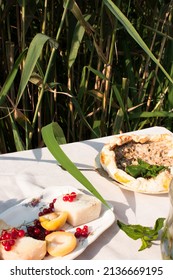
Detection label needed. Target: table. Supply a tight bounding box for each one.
[0,126,171,259]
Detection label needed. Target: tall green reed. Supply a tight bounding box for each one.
[1,0,173,154]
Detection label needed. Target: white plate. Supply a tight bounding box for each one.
[95,127,173,195]
[95,153,168,194]
[0,186,115,260]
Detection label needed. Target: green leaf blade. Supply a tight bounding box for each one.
[68,15,91,70]
[103,0,173,84]
[41,122,109,207]
[0,49,27,106]
[16,33,50,106]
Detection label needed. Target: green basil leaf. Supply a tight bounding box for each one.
[139,238,151,251]
[117,218,165,251]
[125,158,167,179]
[143,234,158,241]
[153,217,165,232]
[117,220,145,240]
[125,165,147,178]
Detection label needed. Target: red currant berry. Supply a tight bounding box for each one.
[43,208,49,214]
[68,196,74,202]
[63,195,69,201]
[34,228,41,235]
[49,202,54,209]
[74,232,81,238]
[2,241,8,246]
[71,192,77,198]
[4,232,11,240]
[83,225,88,231]
[4,243,11,251]
[1,230,7,239]
[81,231,88,238]
[74,225,89,239]
[9,239,15,246]
[18,229,25,238]
[38,211,43,216]
[10,228,18,239]
[52,198,57,204]
[81,228,88,234]
[34,219,41,226]
[76,227,82,233]
[44,230,51,236]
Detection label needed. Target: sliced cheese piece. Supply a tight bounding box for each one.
[0,236,46,260]
[54,193,102,227]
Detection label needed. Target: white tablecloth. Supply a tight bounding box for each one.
[0,126,171,259]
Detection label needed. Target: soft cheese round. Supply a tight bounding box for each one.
[54,193,101,226]
[0,236,46,260]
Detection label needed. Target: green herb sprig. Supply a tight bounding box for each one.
[117,218,165,251]
[125,159,167,179]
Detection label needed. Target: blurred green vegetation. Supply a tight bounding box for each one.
[1,0,173,153]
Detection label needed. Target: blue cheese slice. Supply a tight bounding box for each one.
[54,193,102,227]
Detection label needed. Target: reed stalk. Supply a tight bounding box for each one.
[1,0,173,153]
[29,0,71,145]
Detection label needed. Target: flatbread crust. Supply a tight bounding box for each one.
[99,133,173,193]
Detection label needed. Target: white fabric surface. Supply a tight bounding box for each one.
[0,126,171,259]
